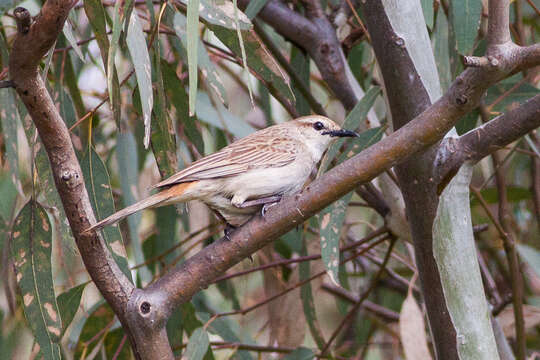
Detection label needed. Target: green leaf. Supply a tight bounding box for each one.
[233,0,254,104]
[116,131,152,283]
[57,283,87,335]
[0,34,21,188]
[84,0,121,126]
[455,108,479,135]
[473,185,531,204]
[486,76,540,113]
[282,347,315,360]
[162,61,205,154]
[318,126,384,286]
[187,0,200,116]
[0,0,18,16]
[197,311,253,360]
[11,200,62,359]
[450,0,481,54]
[433,7,451,91]
[80,147,132,282]
[207,22,294,105]
[104,328,131,359]
[106,0,132,130]
[516,244,540,278]
[244,0,269,19]
[20,112,78,267]
[172,11,228,107]
[185,327,210,360]
[291,46,310,116]
[63,20,85,62]
[151,48,179,179]
[0,171,16,221]
[196,91,256,138]
[421,0,434,29]
[299,225,326,349]
[177,0,252,30]
[127,11,153,148]
[0,85,20,190]
[74,302,115,358]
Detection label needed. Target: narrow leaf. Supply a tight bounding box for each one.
[196,91,255,138]
[177,0,252,30]
[80,147,132,281]
[244,0,270,19]
[319,86,381,174]
[299,227,326,349]
[57,283,87,335]
[0,86,21,191]
[63,20,85,62]
[83,0,121,126]
[197,311,253,360]
[11,200,62,359]
[151,48,178,178]
[318,126,384,286]
[185,327,210,360]
[127,12,153,148]
[420,0,434,30]
[162,61,205,153]
[207,23,294,104]
[450,0,481,54]
[74,302,115,358]
[172,11,228,107]
[116,131,152,283]
[233,0,254,105]
[187,0,200,116]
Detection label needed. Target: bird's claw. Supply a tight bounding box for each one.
[261,201,278,217]
[224,224,236,241]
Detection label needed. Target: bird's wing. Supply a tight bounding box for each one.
[153,129,299,188]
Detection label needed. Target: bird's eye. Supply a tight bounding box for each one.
[313,121,324,131]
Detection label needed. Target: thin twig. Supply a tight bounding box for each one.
[492,152,526,360]
[320,237,396,355]
[215,236,390,318]
[213,227,388,282]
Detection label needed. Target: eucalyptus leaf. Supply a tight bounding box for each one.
[11,200,62,359]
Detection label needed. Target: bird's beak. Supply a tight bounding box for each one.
[322,129,360,137]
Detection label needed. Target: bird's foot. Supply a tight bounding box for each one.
[261,201,279,217]
[235,195,282,209]
[224,223,237,241]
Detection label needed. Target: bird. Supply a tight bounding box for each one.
[84,115,358,235]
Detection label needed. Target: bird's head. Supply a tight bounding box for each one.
[292,116,359,160]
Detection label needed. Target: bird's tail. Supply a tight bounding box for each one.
[84,182,194,233]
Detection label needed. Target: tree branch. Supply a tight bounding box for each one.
[7,2,150,358]
[436,94,540,185]
[237,0,360,110]
[488,0,511,46]
[129,28,540,327]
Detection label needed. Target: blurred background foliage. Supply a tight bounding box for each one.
[0,0,539,359]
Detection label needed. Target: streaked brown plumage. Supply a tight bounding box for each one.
[85,115,358,233]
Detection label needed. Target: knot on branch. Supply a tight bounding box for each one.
[461,55,500,68]
[13,7,31,34]
[61,169,80,188]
